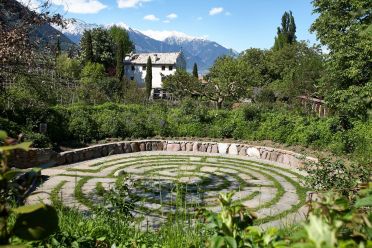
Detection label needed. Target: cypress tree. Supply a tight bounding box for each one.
[192,63,198,78]
[115,39,124,81]
[145,56,152,98]
[82,30,93,63]
[55,36,61,58]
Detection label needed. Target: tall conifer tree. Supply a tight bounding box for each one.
[145,56,152,98]
[192,63,198,78]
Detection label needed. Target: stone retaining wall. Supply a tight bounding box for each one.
[11,140,317,169]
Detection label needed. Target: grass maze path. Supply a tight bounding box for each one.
[27,151,309,229]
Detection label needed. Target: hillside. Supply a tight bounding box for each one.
[57,20,238,73]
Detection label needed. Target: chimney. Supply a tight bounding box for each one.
[153,54,158,62]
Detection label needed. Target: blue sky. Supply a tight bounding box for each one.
[27,0,320,52]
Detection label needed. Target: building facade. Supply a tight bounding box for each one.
[124,52,186,98]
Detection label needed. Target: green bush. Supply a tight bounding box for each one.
[0,118,20,137]
[68,106,97,142]
[23,132,52,148]
[255,88,276,103]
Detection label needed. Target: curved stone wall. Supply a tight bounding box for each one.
[56,140,317,168]
[10,140,317,169]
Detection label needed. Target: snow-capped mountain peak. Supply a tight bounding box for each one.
[54,19,100,35]
[141,30,206,42]
[57,19,237,73]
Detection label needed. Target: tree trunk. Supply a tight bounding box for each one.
[217,98,223,109]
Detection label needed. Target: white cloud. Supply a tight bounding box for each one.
[209,7,224,16]
[117,0,150,8]
[166,13,178,20]
[50,0,107,14]
[141,30,205,41]
[144,14,159,21]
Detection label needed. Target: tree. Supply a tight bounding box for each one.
[267,42,324,99]
[80,28,114,70]
[163,69,203,99]
[55,36,61,58]
[192,63,198,78]
[145,56,152,98]
[310,0,372,119]
[56,54,81,79]
[81,30,93,64]
[206,56,248,108]
[239,48,271,87]
[109,26,134,81]
[274,11,296,50]
[80,62,105,84]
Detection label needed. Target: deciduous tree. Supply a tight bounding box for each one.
[310,0,372,119]
[274,11,296,50]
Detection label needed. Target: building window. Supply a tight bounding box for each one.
[131,65,135,71]
[130,77,134,80]
[142,65,146,70]
[162,66,166,71]
[169,66,173,71]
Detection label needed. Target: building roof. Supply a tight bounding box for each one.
[124,52,182,65]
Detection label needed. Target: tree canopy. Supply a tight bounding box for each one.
[311,0,372,119]
[274,11,296,50]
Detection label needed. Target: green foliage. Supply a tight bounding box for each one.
[23,131,51,148]
[291,188,372,247]
[109,25,134,80]
[145,56,153,98]
[80,28,115,69]
[326,82,372,120]
[68,107,96,142]
[239,48,271,87]
[303,158,370,196]
[267,42,324,99]
[203,192,288,248]
[255,88,276,103]
[56,53,81,79]
[207,56,249,108]
[311,0,372,120]
[163,69,202,100]
[193,63,199,78]
[274,11,296,50]
[80,30,94,64]
[0,132,57,245]
[80,62,105,84]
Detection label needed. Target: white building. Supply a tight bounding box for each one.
[124,52,186,98]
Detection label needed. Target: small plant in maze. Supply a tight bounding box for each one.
[0,131,58,245]
[202,192,288,248]
[99,174,137,218]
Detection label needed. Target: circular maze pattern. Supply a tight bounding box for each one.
[28,151,309,228]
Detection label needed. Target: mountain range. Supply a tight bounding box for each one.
[57,20,238,73]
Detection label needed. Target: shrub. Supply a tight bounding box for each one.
[94,109,127,139]
[0,118,20,137]
[68,107,97,142]
[23,131,52,148]
[303,158,370,196]
[46,107,71,143]
[255,88,276,103]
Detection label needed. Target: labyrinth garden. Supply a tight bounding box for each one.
[27,151,308,229]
